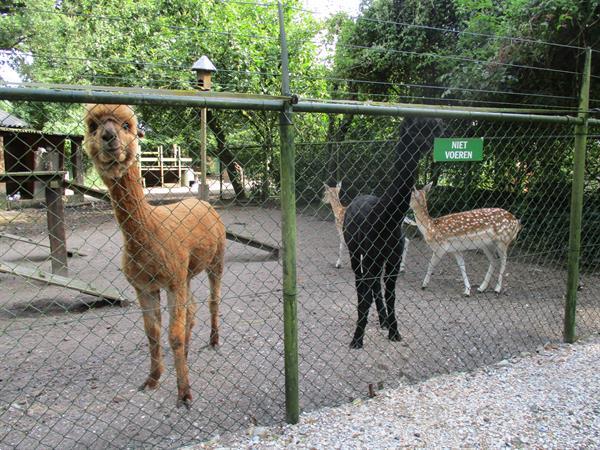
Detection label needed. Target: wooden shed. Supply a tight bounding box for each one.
[0,110,83,199]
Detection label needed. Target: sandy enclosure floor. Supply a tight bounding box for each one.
[1,201,599,448]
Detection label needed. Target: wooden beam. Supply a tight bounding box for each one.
[0,261,129,305]
[0,171,67,183]
[63,180,110,202]
[0,232,87,257]
[226,231,279,258]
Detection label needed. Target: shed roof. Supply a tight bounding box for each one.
[0,109,30,128]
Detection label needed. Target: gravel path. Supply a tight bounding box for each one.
[192,335,600,449]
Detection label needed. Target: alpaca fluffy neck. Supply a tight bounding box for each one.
[103,164,152,241]
[378,144,421,221]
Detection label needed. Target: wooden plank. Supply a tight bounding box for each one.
[0,232,87,257]
[226,231,279,258]
[0,261,129,304]
[0,171,67,183]
[63,180,110,202]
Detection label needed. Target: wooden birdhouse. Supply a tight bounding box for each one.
[191,55,217,91]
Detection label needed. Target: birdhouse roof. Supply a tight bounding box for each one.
[192,55,217,73]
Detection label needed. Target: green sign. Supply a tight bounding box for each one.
[433,137,484,162]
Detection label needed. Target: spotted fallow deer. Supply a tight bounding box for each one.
[410,182,521,296]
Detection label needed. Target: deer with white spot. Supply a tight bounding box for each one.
[410,183,521,296]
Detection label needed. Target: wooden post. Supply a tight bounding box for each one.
[159,145,164,186]
[70,140,85,203]
[0,135,5,201]
[45,178,68,276]
[278,1,299,425]
[176,145,182,186]
[199,108,209,200]
[564,47,592,343]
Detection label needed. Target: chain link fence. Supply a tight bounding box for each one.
[0,92,598,448]
[1,1,599,448]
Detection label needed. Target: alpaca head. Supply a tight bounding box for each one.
[399,117,445,157]
[410,182,433,212]
[84,104,144,179]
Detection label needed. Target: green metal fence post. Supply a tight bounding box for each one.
[278,1,299,424]
[564,47,592,343]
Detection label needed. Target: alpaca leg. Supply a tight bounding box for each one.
[453,252,471,296]
[167,287,192,408]
[350,253,372,349]
[369,263,387,329]
[400,237,409,273]
[495,244,508,293]
[384,258,402,342]
[422,251,442,289]
[477,246,496,293]
[137,288,163,391]
[185,283,197,361]
[207,264,223,347]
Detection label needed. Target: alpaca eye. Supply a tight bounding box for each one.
[88,123,98,133]
[122,123,130,130]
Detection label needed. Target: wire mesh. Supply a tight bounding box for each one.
[0,0,598,448]
[0,93,597,447]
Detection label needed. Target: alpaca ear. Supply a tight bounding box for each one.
[336,180,342,189]
[423,182,433,192]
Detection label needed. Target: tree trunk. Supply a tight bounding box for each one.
[207,110,246,200]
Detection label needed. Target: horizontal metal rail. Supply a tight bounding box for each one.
[1,87,598,125]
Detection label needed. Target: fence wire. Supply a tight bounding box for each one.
[0,95,598,448]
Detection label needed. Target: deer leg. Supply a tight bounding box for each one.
[422,251,442,289]
[137,288,163,391]
[478,246,496,293]
[452,252,471,296]
[495,244,508,293]
[400,237,409,273]
[167,287,192,408]
[207,262,223,347]
[336,233,345,268]
[350,253,373,349]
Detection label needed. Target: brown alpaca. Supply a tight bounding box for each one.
[84,104,226,408]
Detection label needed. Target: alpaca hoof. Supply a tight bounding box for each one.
[421,285,427,290]
[379,320,389,330]
[477,286,486,293]
[139,378,159,391]
[177,395,192,410]
[335,262,341,269]
[350,339,363,349]
[464,291,471,297]
[388,330,402,342]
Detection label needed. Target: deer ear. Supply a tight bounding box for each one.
[424,182,433,193]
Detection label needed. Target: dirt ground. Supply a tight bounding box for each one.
[1,200,599,448]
